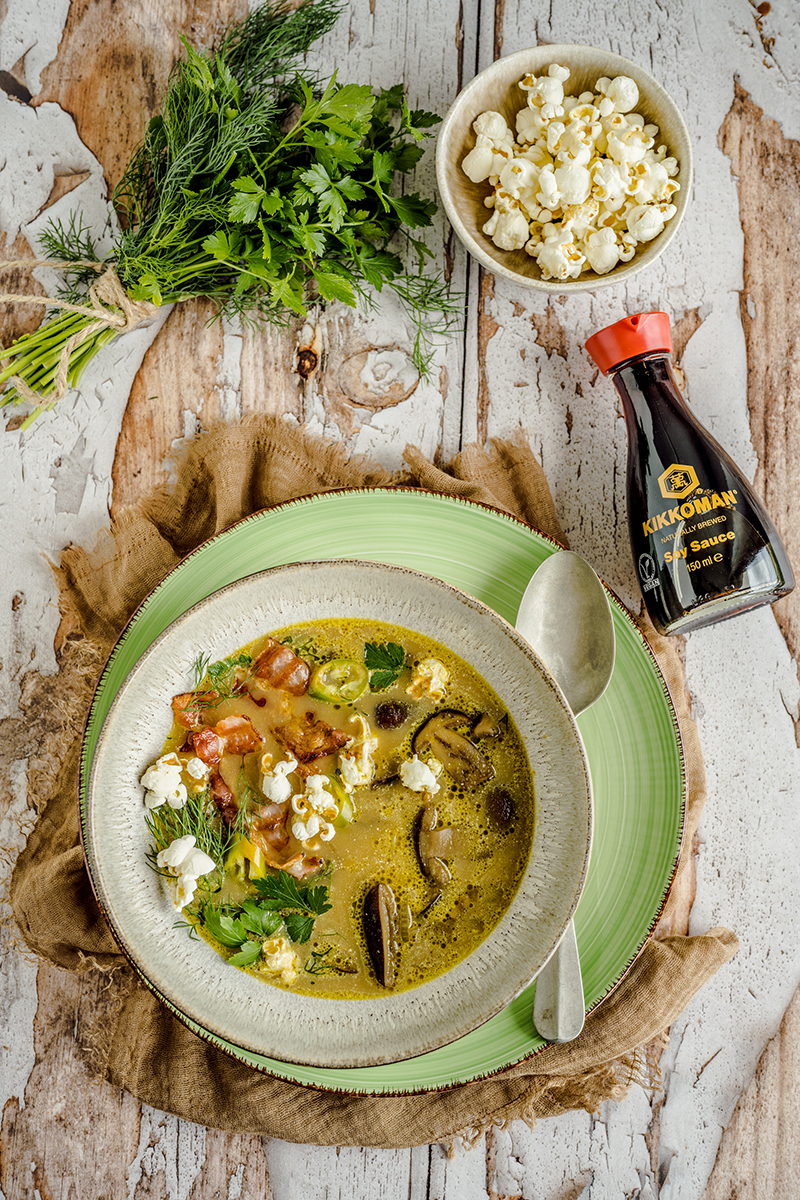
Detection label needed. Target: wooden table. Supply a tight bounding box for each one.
[3,0,800,1196]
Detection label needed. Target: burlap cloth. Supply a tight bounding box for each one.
[11,415,738,1148]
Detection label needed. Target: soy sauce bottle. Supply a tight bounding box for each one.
[585,312,794,635]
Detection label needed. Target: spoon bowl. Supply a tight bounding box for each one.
[515,550,615,1042]
[515,551,616,718]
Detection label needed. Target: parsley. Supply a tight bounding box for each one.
[229,940,266,968]
[202,896,283,966]
[203,906,251,948]
[197,869,332,972]
[253,871,333,944]
[364,641,406,691]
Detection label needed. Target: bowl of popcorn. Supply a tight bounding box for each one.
[435,45,692,290]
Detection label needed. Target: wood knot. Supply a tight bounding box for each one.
[296,348,318,379]
[336,345,419,409]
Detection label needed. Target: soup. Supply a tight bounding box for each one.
[141,618,535,997]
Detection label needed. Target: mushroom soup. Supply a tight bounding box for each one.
[142,618,535,997]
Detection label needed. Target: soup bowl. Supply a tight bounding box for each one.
[83,559,592,1068]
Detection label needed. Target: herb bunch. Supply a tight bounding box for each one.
[1,0,458,425]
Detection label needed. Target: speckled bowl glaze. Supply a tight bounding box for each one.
[84,560,592,1069]
[436,44,692,293]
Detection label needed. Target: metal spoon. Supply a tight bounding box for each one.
[515,550,615,1042]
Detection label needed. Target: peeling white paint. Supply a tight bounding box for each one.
[359,348,419,396]
[0,759,38,1115]
[125,1109,206,1200]
[0,0,71,94]
[0,98,106,244]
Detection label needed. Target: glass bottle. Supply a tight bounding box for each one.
[585,311,795,635]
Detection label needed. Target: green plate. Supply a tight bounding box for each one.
[79,488,685,1094]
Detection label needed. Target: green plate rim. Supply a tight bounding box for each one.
[77,486,686,1096]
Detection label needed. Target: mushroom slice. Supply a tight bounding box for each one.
[471,711,501,739]
[486,786,516,830]
[427,857,452,889]
[412,710,496,788]
[363,882,400,988]
[413,804,454,890]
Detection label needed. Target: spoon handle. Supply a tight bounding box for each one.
[533,920,585,1042]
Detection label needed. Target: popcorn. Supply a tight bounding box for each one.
[626,202,677,242]
[339,712,379,790]
[483,206,530,251]
[562,197,600,239]
[461,144,497,183]
[141,752,188,811]
[498,157,540,200]
[399,754,443,795]
[591,158,630,206]
[184,756,209,782]
[260,935,300,984]
[605,124,653,166]
[515,106,545,143]
[291,774,340,843]
[531,228,586,280]
[260,752,298,802]
[556,122,594,166]
[156,834,216,909]
[461,64,680,279]
[535,165,560,210]
[601,74,640,113]
[473,111,513,142]
[584,227,621,275]
[553,162,592,205]
[406,657,450,702]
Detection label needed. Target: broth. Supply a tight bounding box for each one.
[143,618,535,998]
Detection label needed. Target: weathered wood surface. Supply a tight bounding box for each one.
[3,0,800,1197]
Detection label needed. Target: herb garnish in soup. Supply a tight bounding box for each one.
[142,619,535,996]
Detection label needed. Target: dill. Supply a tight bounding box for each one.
[145,786,233,874]
[304,943,357,975]
[189,650,253,702]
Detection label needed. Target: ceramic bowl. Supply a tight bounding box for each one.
[83,560,592,1068]
[436,44,692,293]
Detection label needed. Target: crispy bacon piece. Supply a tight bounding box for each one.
[256,850,324,879]
[252,639,310,695]
[171,690,220,730]
[186,716,263,765]
[273,711,349,764]
[193,726,224,766]
[210,771,238,826]
[250,811,291,855]
[284,854,324,880]
[255,800,291,827]
[213,714,262,755]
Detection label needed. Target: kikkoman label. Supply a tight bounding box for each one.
[643,472,737,537]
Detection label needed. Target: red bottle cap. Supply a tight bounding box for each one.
[585,312,673,376]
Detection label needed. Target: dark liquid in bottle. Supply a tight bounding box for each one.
[614,355,794,635]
